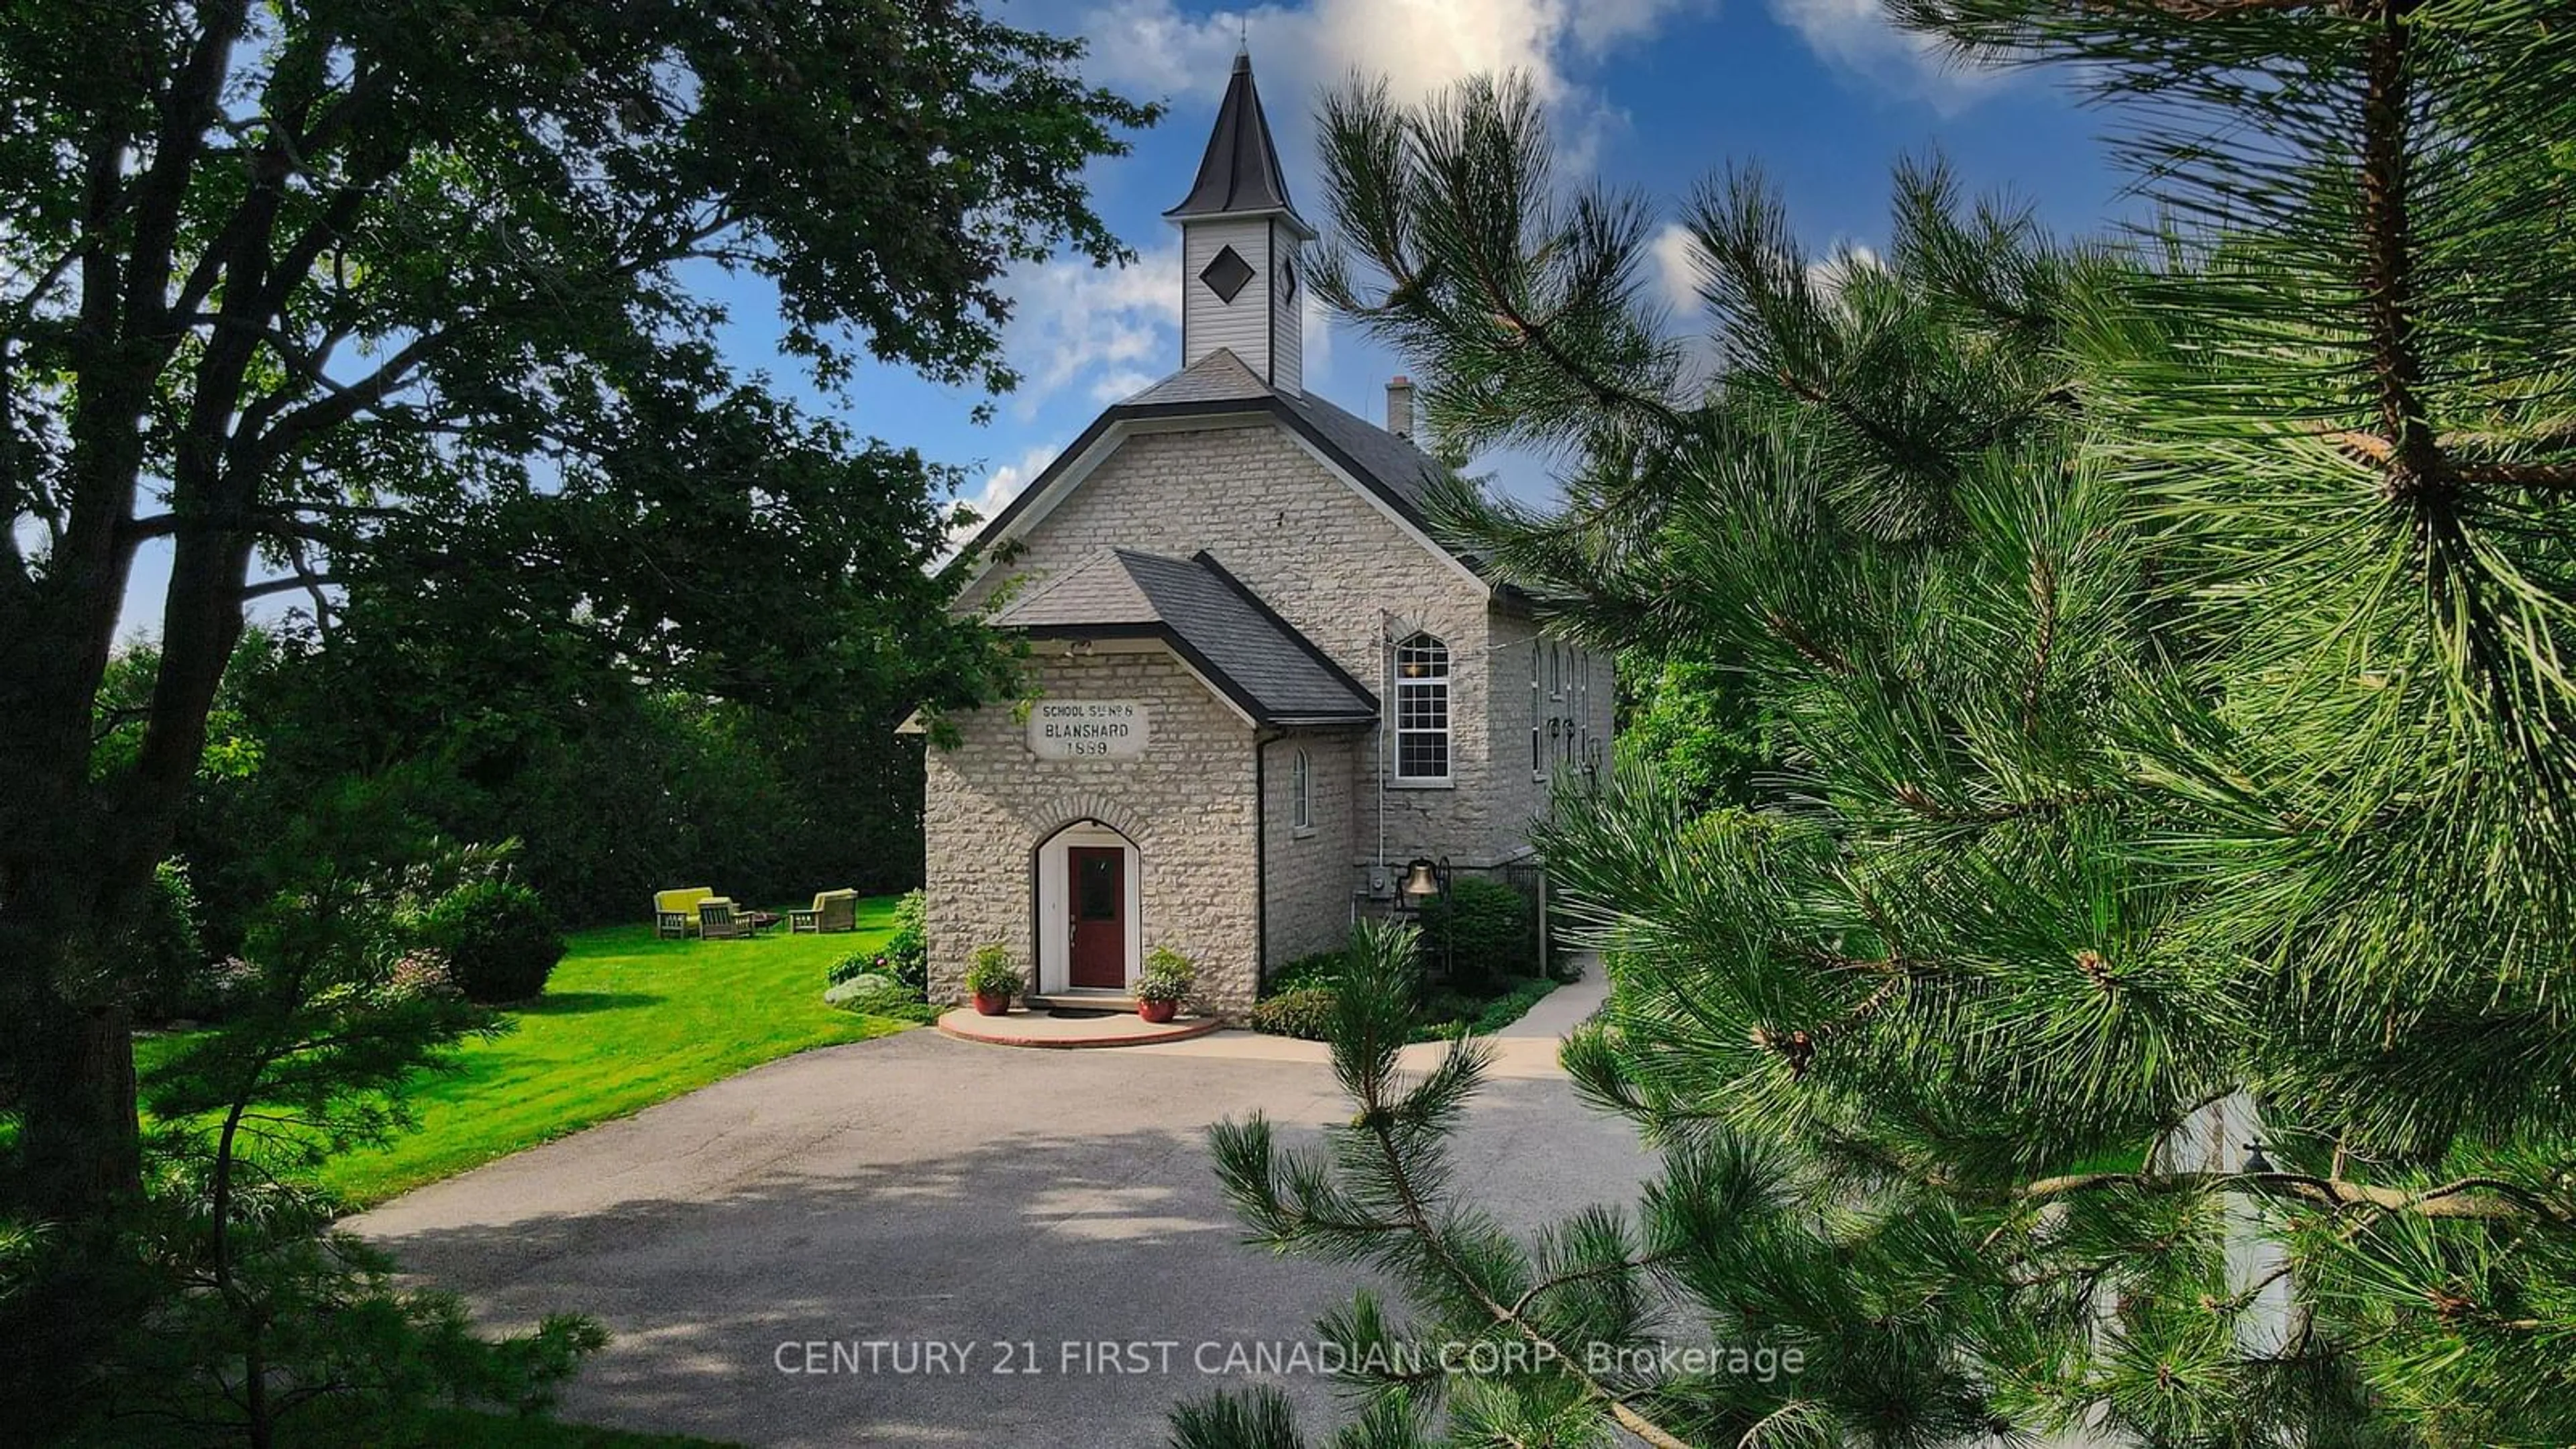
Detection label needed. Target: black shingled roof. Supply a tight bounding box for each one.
[1164,51,1312,235]
[992,547,1377,726]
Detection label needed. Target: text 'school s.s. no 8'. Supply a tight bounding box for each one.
[1027,701,1149,759]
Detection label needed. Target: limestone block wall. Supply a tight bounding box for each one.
[1260,729,1361,971]
[959,422,1534,867]
[922,645,1260,1016]
[1485,614,1621,834]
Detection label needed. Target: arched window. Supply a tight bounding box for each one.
[1548,640,1563,698]
[1291,749,1313,829]
[1394,632,1450,782]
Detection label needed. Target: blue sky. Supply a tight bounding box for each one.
[115,0,2131,639]
[740,0,2131,527]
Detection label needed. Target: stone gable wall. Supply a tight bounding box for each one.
[1261,729,1361,970]
[1485,616,1621,834]
[959,421,1534,868]
[922,646,1259,1016]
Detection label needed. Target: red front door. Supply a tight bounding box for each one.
[1067,847,1126,989]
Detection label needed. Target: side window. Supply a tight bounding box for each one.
[1291,749,1313,829]
[1575,647,1589,760]
[1530,642,1544,778]
[1394,633,1451,782]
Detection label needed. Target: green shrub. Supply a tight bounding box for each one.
[1265,947,1346,996]
[1415,877,1536,991]
[963,943,1022,1000]
[133,859,213,1021]
[1416,986,1484,1027]
[857,996,944,1026]
[824,973,901,1004]
[415,878,566,1004]
[1411,977,1558,1043]
[824,977,936,1023]
[881,889,927,989]
[1248,985,1340,1040]
[1138,945,1197,1003]
[824,979,948,1026]
[827,950,891,987]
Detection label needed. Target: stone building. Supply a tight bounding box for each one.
[922,50,1613,1014]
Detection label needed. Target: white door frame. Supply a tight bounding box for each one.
[1035,822,1142,994]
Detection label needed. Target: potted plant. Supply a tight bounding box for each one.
[964,944,1022,1016]
[1134,946,1196,1024]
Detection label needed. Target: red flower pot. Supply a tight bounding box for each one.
[972,991,1012,1016]
[1138,998,1179,1024]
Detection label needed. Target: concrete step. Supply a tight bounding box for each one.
[1026,991,1144,1014]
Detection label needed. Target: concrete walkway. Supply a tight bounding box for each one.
[934,1004,1226,1048]
[1120,962,1607,1077]
[353,960,1644,1448]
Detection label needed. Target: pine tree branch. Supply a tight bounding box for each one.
[1890,784,2116,824]
[2453,462,2576,491]
[2357,0,2443,502]
[2200,1259,2294,1314]
[2017,1169,2561,1222]
[1762,608,1855,676]
[1350,1048,1695,1449]
[2102,0,2339,16]
[1474,264,1692,440]
[1503,1248,1682,1321]
[2021,551,2058,735]
[1772,367,1959,486]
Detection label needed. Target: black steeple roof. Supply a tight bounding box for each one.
[1164,50,1314,237]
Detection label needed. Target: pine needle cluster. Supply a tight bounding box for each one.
[1183,5,2576,1444]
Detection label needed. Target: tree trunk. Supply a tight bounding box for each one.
[2,828,154,1221]
[2,633,185,1224]
[9,984,143,1220]
[2,528,237,1224]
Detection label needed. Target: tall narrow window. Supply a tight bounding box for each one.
[1575,647,1589,761]
[1395,633,1450,782]
[1548,641,1563,698]
[1530,643,1544,778]
[1291,749,1313,829]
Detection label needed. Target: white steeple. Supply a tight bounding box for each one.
[1164,48,1314,395]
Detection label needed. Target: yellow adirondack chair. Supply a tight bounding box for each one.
[788,889,860,934]
[654,887,716,938]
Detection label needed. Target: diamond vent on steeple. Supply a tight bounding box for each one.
[1199,245,1254,304]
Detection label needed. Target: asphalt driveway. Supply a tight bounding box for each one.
[352,979,1656,1447]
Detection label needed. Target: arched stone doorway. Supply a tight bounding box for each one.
[1033,818,1142,995]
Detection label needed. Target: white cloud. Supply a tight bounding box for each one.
[1652,221,1883,313]
[996,245,1182,417]
[1764,0,2004,111]
[1072,0,1704,142]
[1650,221,1703,313]
[1066,0,2001,140]
[1807,241,1882,305]
[991,0,1712,414]
[1301,285,1334,378]
[953,441,1066,542]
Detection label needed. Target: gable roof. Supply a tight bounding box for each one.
[957,349,1495,592]
[993,547,1377,726]
[1120,350,1455,525]
[1165,51,1313,238]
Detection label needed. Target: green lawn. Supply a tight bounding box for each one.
[321,898,911,1208]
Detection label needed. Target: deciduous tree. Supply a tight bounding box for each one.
[0,0,1149,1232]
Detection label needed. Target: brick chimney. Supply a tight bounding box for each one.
[1385,376,1415,441]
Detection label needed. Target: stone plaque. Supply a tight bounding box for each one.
[1028,700,1149,759]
